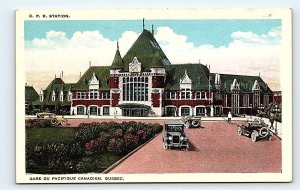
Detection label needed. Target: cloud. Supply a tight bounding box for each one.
[25,26,281,92]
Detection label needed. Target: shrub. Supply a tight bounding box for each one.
[25,119,52,128]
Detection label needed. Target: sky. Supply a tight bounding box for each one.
[24,19,282,92]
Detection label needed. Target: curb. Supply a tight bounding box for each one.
[102,132,161,174]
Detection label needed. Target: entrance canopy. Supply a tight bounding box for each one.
[117,103,150,117]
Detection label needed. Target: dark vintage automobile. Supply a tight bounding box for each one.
[162,121,189,150]
[237,119,273,142]
[181,116,201,128]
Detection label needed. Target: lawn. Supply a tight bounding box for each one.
[26,127,76,143]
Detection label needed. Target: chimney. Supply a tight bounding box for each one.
[143,18,145,30]
[62,71,64,79]
[152,25,154,34]
[89,61,91,67]
[80,72,82,78]
[55,74,56,78]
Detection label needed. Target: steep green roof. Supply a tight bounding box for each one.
[165,64,212,91]
[72,66,110,91]
[121,29,171,71]
[33,78,74,106]
[211,73,273,93]
[25,86,39,103]
[111,48,124,69]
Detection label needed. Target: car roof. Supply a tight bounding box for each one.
[165,121,184,125]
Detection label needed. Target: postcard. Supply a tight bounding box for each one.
[16,9,292,183]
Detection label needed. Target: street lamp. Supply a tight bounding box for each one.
[275,105,278,134]
[250,104,252,119]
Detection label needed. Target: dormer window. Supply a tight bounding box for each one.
[52,90,56,101]
[59,90,63,102]
[215,73,221,90]
[39,89,44,102]
[89,72,99,90]
[230,79,240,91]
[252,80,260,91]
[67,91,72,101]
[89,89,99,99]
[129,57,142,73]
[180,70,192,90]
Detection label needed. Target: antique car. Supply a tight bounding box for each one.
[162,121,189,150]
[181,116,201,128]
[36,112,56,118]
[237,119,273,142]
[50,116,67,126]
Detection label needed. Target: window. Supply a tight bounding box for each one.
[89,89,98,99]
[122,76,149,101]
[40,95,43,101]
[243,94,249,107]
[196,91,206,99]
[77,106,85,115]
[60,94,63,102]
[102,92,110,99]
[166,91,176,99]
[253,91,260,108]
[103,106,110,115]
[180,107,190,116]
[264,95,269,106]
[52,94,55,101]
[181,88,191,99]
[76,92,85,99]
[67,93,71,101]
[90,106,98,115]
[196,107,206,116]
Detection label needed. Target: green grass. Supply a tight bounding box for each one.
[26,127,76,143]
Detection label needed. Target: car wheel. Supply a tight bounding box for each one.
[237,126,243,136]
[60,120,66,126]
[192,120,199,127]
[50,119,57,126]
[251,132,257,142]
[259,127,269,138]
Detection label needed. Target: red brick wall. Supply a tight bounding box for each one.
[151,93,160,107]
[72,99,110,106]
[111,93,120,107]
[110,77,119,88]
[152,76,164,88]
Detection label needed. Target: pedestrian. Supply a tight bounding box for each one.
[228,111,232,124]
[269,112,275,130]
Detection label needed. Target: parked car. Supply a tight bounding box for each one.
[181,116,201,128]
[36,112,56,118]
[237,119,273,142]
[50,116,67,126]
[162,121,189,150]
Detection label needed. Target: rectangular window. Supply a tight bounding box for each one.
[76,92,85,99]
[102,92,110,99]
[89,89,98,99]
[243,94,249,107]
[122,76,149,101]
[103,106,110,115]
[166,91,176,99]
[181,88,191,100]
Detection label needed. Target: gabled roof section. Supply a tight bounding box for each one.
[72,66,110,91]
[122,29,171,71]
[165,64,211,91]
[32,78,75,106]
[111,43,124,69]
[25,86,39,103]
[180,70,192,84]
[212,73,273,93]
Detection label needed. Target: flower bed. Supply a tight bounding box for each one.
[26,121,162,174]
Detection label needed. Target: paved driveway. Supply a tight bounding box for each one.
[108,121,281,173]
